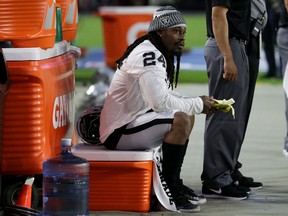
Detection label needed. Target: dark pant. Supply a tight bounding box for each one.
[201,38,249,188]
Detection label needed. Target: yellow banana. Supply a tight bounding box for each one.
[212,98,235,119]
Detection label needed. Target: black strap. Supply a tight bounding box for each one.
[103,124,128,150]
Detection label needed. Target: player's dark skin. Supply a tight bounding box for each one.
[155,26,216,145]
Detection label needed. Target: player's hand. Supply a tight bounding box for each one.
[223,58,237,81]
[199,96,216,115]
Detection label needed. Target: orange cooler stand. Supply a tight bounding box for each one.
[72,143,153,212]
[1,41,77,175]
[98,6,158,69]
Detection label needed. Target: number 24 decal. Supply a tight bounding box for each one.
[143,52,165,68]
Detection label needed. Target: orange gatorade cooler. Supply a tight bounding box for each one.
[98,6,158,69]
[72,143,153,212]
[1,41,78,175]
[0,50,10,173]
[57,0,79,41]
[0,0,57,49]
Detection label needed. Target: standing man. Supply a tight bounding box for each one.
[276,0,288,156]
[201,0,262,200]
[232,0,267,190]
[99,6,215,212]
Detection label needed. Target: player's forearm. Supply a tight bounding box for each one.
[285,0,288,12]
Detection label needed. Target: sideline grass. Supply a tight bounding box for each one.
[75,15,103,48]
[75,69,209,85]
[179,71,208,83]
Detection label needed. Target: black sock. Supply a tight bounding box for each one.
[178,140,188,183]
[162,141,187,187]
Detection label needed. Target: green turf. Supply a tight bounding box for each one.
[179,71,208,83]
[256,76,283,85]
[75,69,210,85]
[75,15,103,48]
[75,68,96,84]
[184,14,207,48]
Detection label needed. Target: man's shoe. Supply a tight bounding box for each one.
[283,148,288,157]
[235,184,251,194]
[283,143,288,157]
[170,186,200,213]
[177,180,207,205]
[202,183,249,200]
[231,169,263,190]
[234,176,263,190]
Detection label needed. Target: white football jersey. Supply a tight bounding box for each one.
[99,39,203,142]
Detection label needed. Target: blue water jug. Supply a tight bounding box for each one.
[42,139,89,216]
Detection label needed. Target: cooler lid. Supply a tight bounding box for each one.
[72,143,153,161]
[2,40,70,61]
